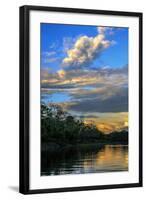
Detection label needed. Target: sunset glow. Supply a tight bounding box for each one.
[41,24,128,134]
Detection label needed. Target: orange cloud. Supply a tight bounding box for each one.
[83,112,128,133]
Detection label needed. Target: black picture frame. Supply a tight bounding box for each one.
[19,5,143,194]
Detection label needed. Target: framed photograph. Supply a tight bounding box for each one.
[19,5,143,194]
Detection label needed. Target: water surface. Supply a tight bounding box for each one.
[41,144,128,176]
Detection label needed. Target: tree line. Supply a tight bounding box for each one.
[41,103,128,144]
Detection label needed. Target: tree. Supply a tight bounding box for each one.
[41,103,128,144]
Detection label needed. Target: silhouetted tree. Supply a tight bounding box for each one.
[41,103,128,144]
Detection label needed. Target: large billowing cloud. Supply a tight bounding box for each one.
[62,30,114,67]
[40,25,128,132]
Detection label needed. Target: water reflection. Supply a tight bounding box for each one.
[41,144,128,176]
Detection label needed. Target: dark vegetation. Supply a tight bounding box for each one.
[41,104,128,146]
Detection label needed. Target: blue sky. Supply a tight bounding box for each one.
[41,24,128,71]
[40,23,128,133]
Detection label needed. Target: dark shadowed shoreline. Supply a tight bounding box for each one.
[41,104,128,175]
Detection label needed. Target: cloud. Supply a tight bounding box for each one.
[98,27,108,34]
[42,51,56,57]
[57,69,66,78]
[43,58,59,63]
[83,112,128,133]
[41,68,59,85]
[67,87,128,113]
[49,42,58,49]
[41,65,128,113]
[41,65,128,90]
[63,37,77,52]
[78,115,99,119]
[97,27,114,34]
[41,51,59,63]
[62,30,114,68]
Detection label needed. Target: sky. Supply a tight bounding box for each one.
[40,23,128,133]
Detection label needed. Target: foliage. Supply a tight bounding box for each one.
[104,130,128,142]
[41,103,128,144]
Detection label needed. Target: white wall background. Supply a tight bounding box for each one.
[0,0,145,199]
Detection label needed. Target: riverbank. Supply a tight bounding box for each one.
[41,140,128,152]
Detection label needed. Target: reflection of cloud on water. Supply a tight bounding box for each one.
[41,145,128,175]
[83,145,128,172]
[95,145,128,169]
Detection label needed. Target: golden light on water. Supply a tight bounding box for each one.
[95,145,128,169]
[83,145,128,172]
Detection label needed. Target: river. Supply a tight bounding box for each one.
[41,144,128,176]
